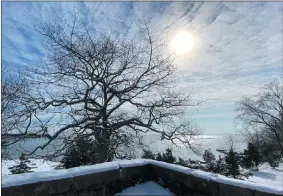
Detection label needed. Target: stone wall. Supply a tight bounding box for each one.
[150,164,280,196]
[2,162,282,196]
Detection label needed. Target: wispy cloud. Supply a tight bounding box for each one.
[2,2,282,134]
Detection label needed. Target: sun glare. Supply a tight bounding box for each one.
[171,31,195,55]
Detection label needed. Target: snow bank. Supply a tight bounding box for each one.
[248,163,283,191]
[115,181,175,195]
[2,159,283,195]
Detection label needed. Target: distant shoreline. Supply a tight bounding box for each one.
[2,134,50,139]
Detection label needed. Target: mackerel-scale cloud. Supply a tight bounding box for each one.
[2,2,282,134]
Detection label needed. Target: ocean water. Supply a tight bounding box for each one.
[4,134,246,162]
[4,138,64,161]
[143,133,246,160]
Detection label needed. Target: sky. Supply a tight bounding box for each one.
[2,2,283,135]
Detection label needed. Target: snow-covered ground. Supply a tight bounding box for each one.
[115,181,175,196]
[1,159,60,176]
[248,162,283,190]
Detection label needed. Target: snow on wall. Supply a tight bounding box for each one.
[2,159,283,195]
[2,161,120,188]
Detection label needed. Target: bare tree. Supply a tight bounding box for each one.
[236,81,283,157]
[1,69,32,158]
[226,135,235,151]
[23,17,202,162]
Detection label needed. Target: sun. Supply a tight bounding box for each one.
[171,31,195,55]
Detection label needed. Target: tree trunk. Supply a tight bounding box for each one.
[94,128,113,163]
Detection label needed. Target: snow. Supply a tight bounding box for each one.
[147,159,283,195]
[247,163,283,191]
[115,181,175,196]
[2,160,120,188]
[1,159,60,176]
[2,159,283,195]
[1,159,151,188]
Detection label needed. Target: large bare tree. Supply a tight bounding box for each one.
[23,18,202,162]
[236,81,283,157]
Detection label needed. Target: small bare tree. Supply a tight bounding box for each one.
[23,17,202,162]
[236,81,283,157]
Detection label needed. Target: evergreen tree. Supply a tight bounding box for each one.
[61,136,99,169]
[225,148,241,178]
[141,149,156,160]
[161,148,176,164]
[242,143,260,170]
[214,155,226,174]
[177,157,189,167]
[241,152,253,169]
[203,149,216,171]
[156,153,163,161]
[153,149,176,164]
[261,142,281,168]
[141,148,189,166]
[8,154,34,174]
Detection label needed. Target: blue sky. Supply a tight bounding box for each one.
[2,2,283,135]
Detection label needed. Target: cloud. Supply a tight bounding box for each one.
[2,2,282,134]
